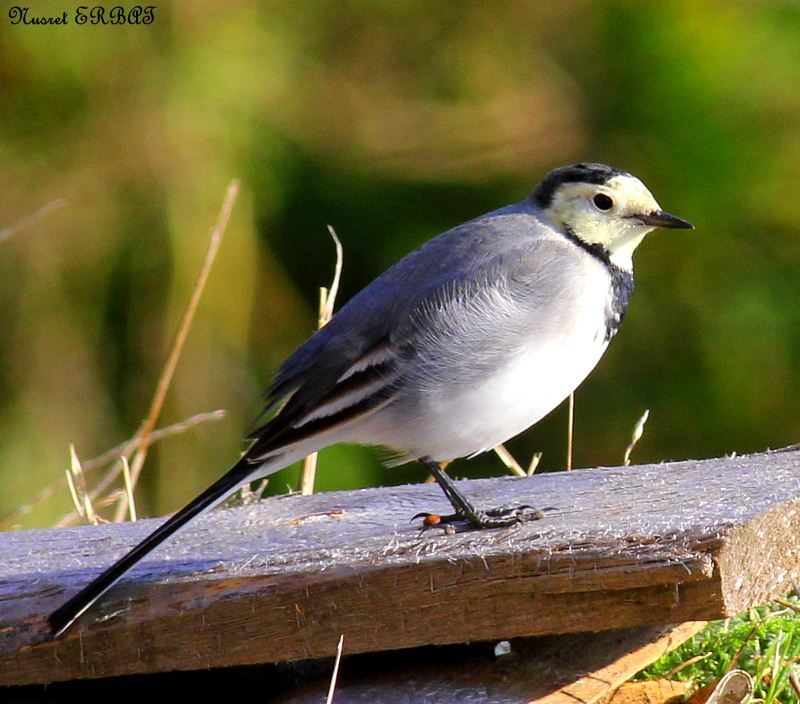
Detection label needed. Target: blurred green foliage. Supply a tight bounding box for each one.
[2,0,800,529]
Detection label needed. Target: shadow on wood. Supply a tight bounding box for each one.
[1,449,799,686]
[1,624,706,703]
[273,622,707,704]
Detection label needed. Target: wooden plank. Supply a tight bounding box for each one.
[273,622,707,704]
[1,449,799,686]
[599,679,690,704]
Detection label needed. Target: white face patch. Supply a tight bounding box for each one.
[545,174,664,268]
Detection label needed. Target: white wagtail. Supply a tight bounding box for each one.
[48,162,693,636]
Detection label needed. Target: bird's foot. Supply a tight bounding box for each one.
[418,457,545,531]
[415,503,544,530]
[479,503,546,526]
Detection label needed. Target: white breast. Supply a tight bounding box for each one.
[402,313,609,461]
[349,272,613,462]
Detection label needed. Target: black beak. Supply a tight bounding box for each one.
[637,210,694,229]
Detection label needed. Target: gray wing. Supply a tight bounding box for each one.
[245,203,582,458]
[390,234,600,390]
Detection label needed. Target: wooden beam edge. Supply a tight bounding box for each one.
[716,495,800,614]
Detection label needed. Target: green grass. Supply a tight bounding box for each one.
[639,596,800,703]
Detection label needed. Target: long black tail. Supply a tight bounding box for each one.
[48,457,255,637]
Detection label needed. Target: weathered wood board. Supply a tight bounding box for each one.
[273,622,707,704]
[4,623,706,703]
[1,450,799,686]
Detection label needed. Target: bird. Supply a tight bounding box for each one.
[48,162,693,637]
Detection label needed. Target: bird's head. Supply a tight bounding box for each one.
[532,163,693,269]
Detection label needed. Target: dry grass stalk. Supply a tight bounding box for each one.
[0,411,214,530]
[493,444,526,477]
[319,225,343,324]
[85,410,227,474]
[527,452,542,475]
[325,634,345,704]
[42,181,238,530]
[0,411,227,530]
[120,456,137,522]
[112,179,240,522]
[623,409,650,467]
[84,410,228,508]
[64,445,99,526]
[64,450,84,524]
[664,652,713,678]
[567,391,575,471]
[493,445,541,477]
[775,598,800,615]
[789,669,800,699]
[299,225,343,496]
[0,198,66,244]
[238,478,270,506]
[727,606,795,672]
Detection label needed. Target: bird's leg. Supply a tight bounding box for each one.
[419,457,544,529]
[421,458,482,523]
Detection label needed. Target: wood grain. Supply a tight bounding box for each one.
[1,449,799,686]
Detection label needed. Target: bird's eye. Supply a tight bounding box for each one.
[593,193,614,211]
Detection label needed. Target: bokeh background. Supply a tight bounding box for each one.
[2,0,800,530]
